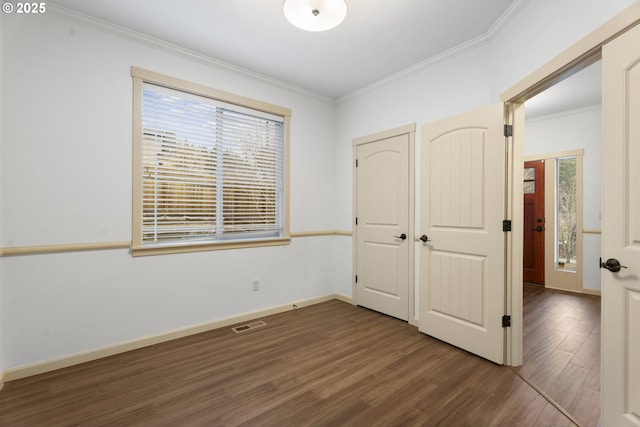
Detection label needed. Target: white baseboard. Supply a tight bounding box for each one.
[4,294,340,382]
[582,288,602,296]
[334,293,353,304]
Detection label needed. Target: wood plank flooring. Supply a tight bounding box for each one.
[518,283,601,427]
[0,295,593,427]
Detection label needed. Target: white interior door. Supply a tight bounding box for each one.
[601,23,640,427]
[356,134,410,321]
[419,103,506,364]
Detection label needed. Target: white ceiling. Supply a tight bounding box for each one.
[525,61,602,120]
[49,0,519,99]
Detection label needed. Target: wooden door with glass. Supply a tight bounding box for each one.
[523,160,544,284]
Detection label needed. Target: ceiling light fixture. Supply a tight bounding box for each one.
[283,0,347,32]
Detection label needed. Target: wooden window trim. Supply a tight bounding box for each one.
[131,67,291,256]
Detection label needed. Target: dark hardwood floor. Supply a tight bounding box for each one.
[519,283,601,427]
[0,294,597,427]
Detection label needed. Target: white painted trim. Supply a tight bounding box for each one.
[290,230,352,238]
[501,2,640,103]
[352,123,416,147]
[339,36,491,103]
[0,241,130,257]
[526,104,601,124]
[45,0,531,106]
[334,293,353,304]
[582,288,601,296]
[338,0,531,104]
[0,371,5,391]
[3,294,342,382]
[0,232,352,257]
[524,148,585,163]
[45,3,333,104]
[506,102,525,367]
[583,229,602,235]
[485,0,532,41]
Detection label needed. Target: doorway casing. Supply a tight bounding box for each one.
[501,1,640,367]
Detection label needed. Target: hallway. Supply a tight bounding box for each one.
[518,283,601,427]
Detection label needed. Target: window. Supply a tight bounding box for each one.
[555,156,577,271]
[132,68,290,255]
[523,167,536,193]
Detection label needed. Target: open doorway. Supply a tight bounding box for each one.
[518,61,602,427]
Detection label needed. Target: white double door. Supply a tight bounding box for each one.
[419,103,506,365]
[355,105,506,365]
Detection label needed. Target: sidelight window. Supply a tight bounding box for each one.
[555,156,577,271]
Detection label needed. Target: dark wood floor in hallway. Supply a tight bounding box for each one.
[519,283,601,427]
[0,294,596,427]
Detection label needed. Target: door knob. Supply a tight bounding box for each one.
[601,258,627,273]
[536,226,543,232]
[419,234,431,243]
[394,233,407,240]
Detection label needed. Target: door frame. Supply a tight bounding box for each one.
[352,123,416,324]
[525,150,585,292]
[501,2,640,367]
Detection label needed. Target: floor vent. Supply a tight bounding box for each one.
[232,320,266,333]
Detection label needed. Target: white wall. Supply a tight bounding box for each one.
[1,12,341,368]
[525,106,602,291]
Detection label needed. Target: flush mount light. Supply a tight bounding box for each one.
[283,0,347,32]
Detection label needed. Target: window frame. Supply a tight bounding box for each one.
[131,67,291,256]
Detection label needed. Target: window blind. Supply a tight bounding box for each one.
[141,83,285,245]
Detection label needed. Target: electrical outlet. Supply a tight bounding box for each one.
[252,280,259,291]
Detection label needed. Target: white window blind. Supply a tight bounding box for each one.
[141,83,285,246]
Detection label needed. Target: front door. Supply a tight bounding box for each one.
[355,134,410,321]
[419,103,506,364]
[601,23,640,427]
[523,160,545,284]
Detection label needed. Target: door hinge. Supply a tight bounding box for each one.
[356,159,358,167]
[502,315,511,328]
[503,220,512,232]
[504,124,513,137]
[355,275,358,283]
[355,217,358,225]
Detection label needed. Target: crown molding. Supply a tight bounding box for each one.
[338,0,532,103]
[45,2,335,104]
[337,34,491,104]
[44,0,531,106]
[525,103,601,123]
[486,0,533,41]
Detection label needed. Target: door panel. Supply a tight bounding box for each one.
[523,160,545,284]
[419,103,505,365]
[356,135,409,321]
[602,23,640,427]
